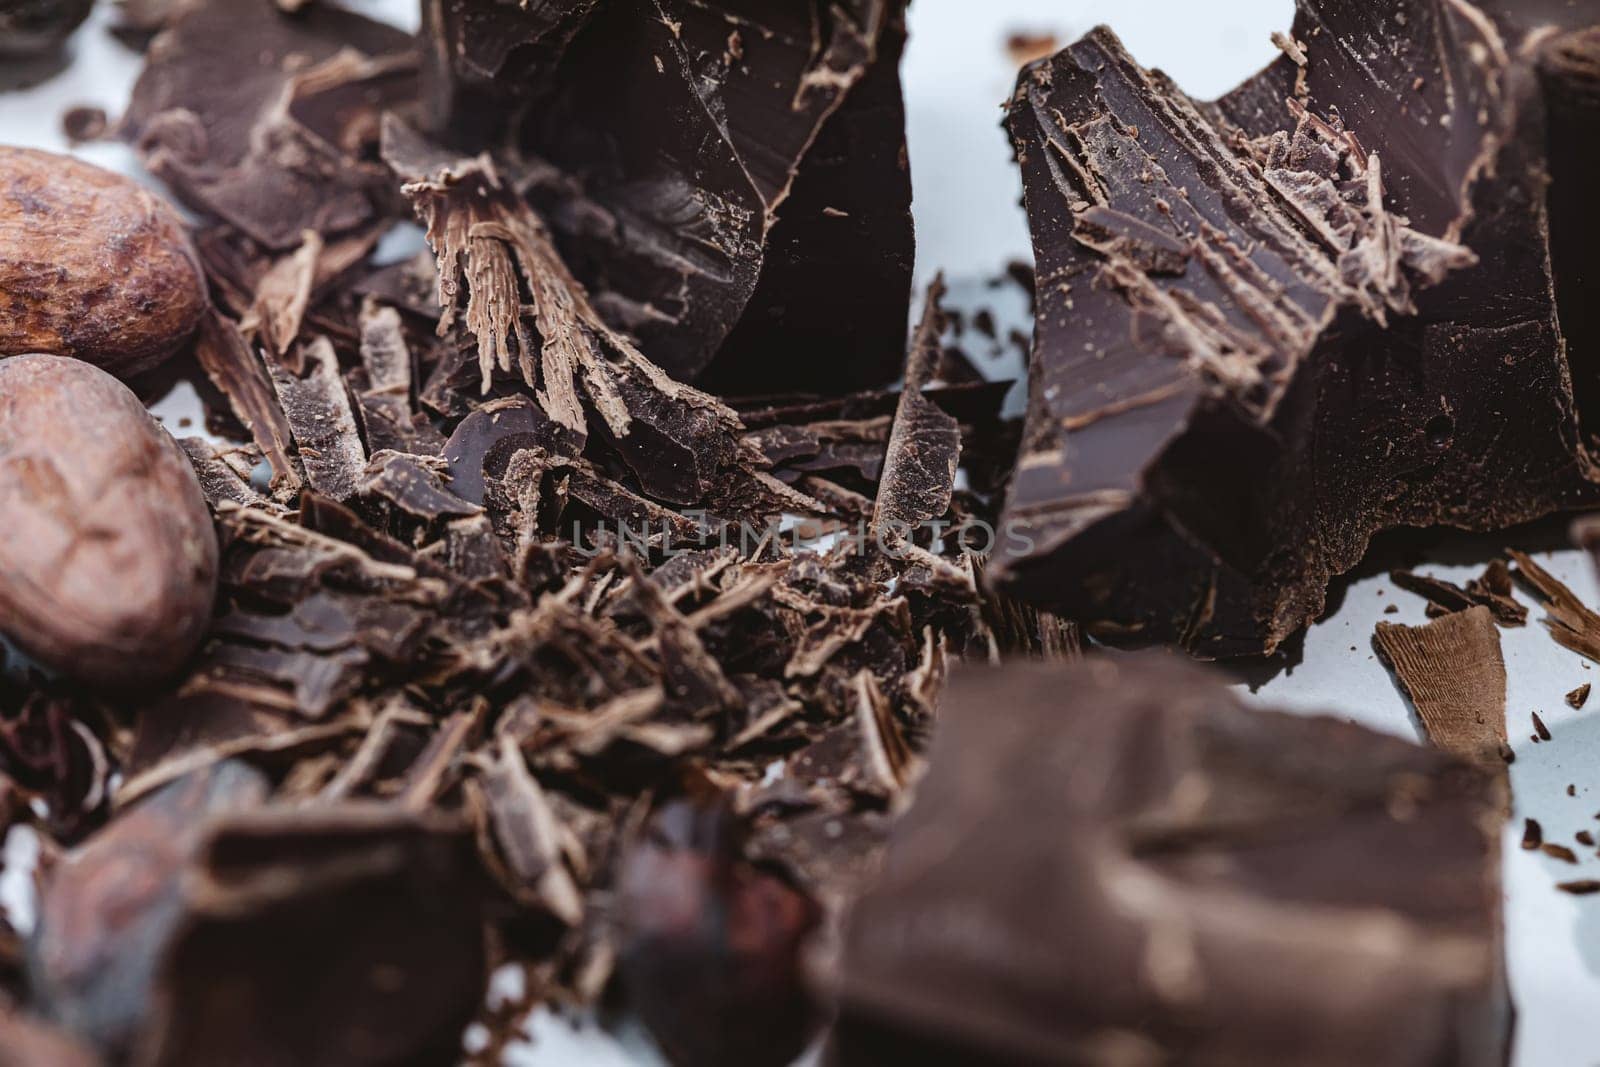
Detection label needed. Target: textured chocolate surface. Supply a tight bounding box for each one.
[993,0,1600,656]
[420,0,914,390]
[831,655,1511,1065]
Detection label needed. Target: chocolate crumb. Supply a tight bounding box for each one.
[1005,30,1059,68]
[1568,683,1591,708]
[1577,831,1594,847]
[1543,843,1580,864]
[1534,711,1552,741]
[1524,818,1544,850]
[1557,880,1600,895]
[60,105,107,144]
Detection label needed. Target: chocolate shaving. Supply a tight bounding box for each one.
[1390,568,1527,626]
[1374,606,1507,764]
[1569,683,1591,708]
[1509,549,1600,661]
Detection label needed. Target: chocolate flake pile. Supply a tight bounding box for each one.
[1,0,1073,1060]
[4,0,1600,1061]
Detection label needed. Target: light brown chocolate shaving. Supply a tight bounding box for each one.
[1374,605,1507,764]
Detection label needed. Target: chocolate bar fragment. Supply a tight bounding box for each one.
[419,0,914,392]
[993,0,1600,656]
[829,655,1510,1065]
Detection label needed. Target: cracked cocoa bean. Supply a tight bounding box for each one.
[0,354,218,685]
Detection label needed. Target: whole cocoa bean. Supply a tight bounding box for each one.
[0,355,218,685]
[0,147,207,378]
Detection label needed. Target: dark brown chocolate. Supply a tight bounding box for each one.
[418,0,914,391]
[829,655,1511,1065]
[993,0,1600,656]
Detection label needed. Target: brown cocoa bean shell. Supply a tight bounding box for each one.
[0,354,218,685]
[0,147,207,378]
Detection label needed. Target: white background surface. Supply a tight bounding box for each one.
[5,0,1599,1063]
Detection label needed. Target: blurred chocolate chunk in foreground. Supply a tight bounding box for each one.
[829,656,1510,1065]
[618,800,822,1067]
[29,766,485,1066]
[419,0,915,393]
[994,0,1600,656]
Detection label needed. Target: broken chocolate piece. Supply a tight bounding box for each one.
[1511,549,1600,661]
[1558,880,1600,895]
[1391,569,1527,626]
[617,800,821,1067]
[1534,711,1553,741]
[29,761,270,1056]
[1569,683,1591,708]
[1524,818,1544,850]
[1374,606,1508,764]
[419,0,914,391]
[123,0,416,249]
[830,656,1510,1065]
[138,805,487,1065]
[994,0,1600,656]
[1542,843,1579,864]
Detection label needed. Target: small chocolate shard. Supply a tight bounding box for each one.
[1558,880,1600,895]
[1523,818,1544,850]
[1534,711,1553,741]
[1390,568,1527,626]
[59,105,107,144]
[1577,830,1594,846]
[192,310,298,494]
[267,337,367,503]
[1510,549,1600,661]
[1374,606,1507,765]
[873,280,961,535]
[1542,843,1579,864]
[1568,683,1591,708]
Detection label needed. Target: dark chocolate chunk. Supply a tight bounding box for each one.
[993,0,1600,656]
[1568,683,1591,708]
[29,761,270,1056]
[418,0,914,391]
[617,800,821,1067]
[1524,818,1544,850]
[1542,842,1579,864]
[1534,711,1553,741]
[138,805,487,1066]
[830,656,1510,1065]
[1558,880,1600,895]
